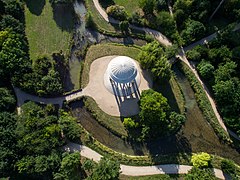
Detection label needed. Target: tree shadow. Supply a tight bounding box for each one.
[25,0,46,16]
[146,134,192,165]
[153,78,181,113]
[123,37,134,45]
[99,0,115,9]
[52,3,74,32]
[52,51,75,92]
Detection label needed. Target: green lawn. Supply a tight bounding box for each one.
[85,0,119,33]
[113,0,141,14]
[25,1,74,60]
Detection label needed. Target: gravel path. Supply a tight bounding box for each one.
[63,142,225,178]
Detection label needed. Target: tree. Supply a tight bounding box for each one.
[151,55,172,80]
[138,41,172,80]
[191,152,211,168]
[0,31,31,83]
[0,112,17,177]
[139,89,170,138]
[197,60,214,79]
[54,152,82,180]
[138,41,164,69]
[185,167,216,180]
[16,102,62,155]
[186,49,201,61]
[3,0,24,22]
[89,157,120,180]
[214,61,237,82]
[106,5,128,21]
[213,78,240,116]
[139,0,157,15]
[155,11,177,37]
[181,20,206,44]
[0,87,16,112]
[0,15,24,34]
[119,20,129,34]
[59,112,82,142]
[16,152,61,178]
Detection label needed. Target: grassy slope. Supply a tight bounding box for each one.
[85,0,118,33]
[25,1,74,60]
[113,0,141,14]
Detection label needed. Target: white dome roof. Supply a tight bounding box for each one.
[107,56,137,83]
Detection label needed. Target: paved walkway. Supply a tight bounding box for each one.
[14,87,85,112]
[92,0,172,47]
[63,142,225,178]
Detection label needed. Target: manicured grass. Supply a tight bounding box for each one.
[85,0,120,33]
[154,76,185,115]
[81,43,141,88]
[25,1,74,60]
[113,0,141,14]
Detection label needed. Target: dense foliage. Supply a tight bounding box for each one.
[191,152,211,168]
[185,167,216,180]
[188,25,240,136]
[20,55,63,96]
[106,5,128,21]
[138,41,172,80]
[137,89,185,140]
[88,157,120,180]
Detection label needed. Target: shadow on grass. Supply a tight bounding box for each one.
[52,3,74,32]
[146,135,192,155]
[153,78,181,113]
[25,0,46,16]
[99,0,115,9]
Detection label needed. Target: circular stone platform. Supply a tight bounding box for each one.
[104,56,141,97]
[84,56,152,117]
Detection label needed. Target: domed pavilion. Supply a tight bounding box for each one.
[104,56,141,97]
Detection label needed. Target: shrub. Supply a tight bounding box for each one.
[186,49,201,61]
[59,112,82,142]
[221,159,236,176]
[123,118,137,129]
[191,152,211,168]
[106,5,128,21]
[197,60,214,79]
[119,20,129,34]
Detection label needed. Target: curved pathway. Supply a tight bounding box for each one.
[92,0,172,47]
[63,142,225,178]
[14,87,85,112]
[92,0,240,141]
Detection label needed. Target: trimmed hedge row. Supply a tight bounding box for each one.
[177,62,232,144]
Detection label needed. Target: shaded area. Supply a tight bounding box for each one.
[153,78,181,113]
[69,64,240,164]
[25,0,45,16]
[69,100,147,155]
[52,3,74,32]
